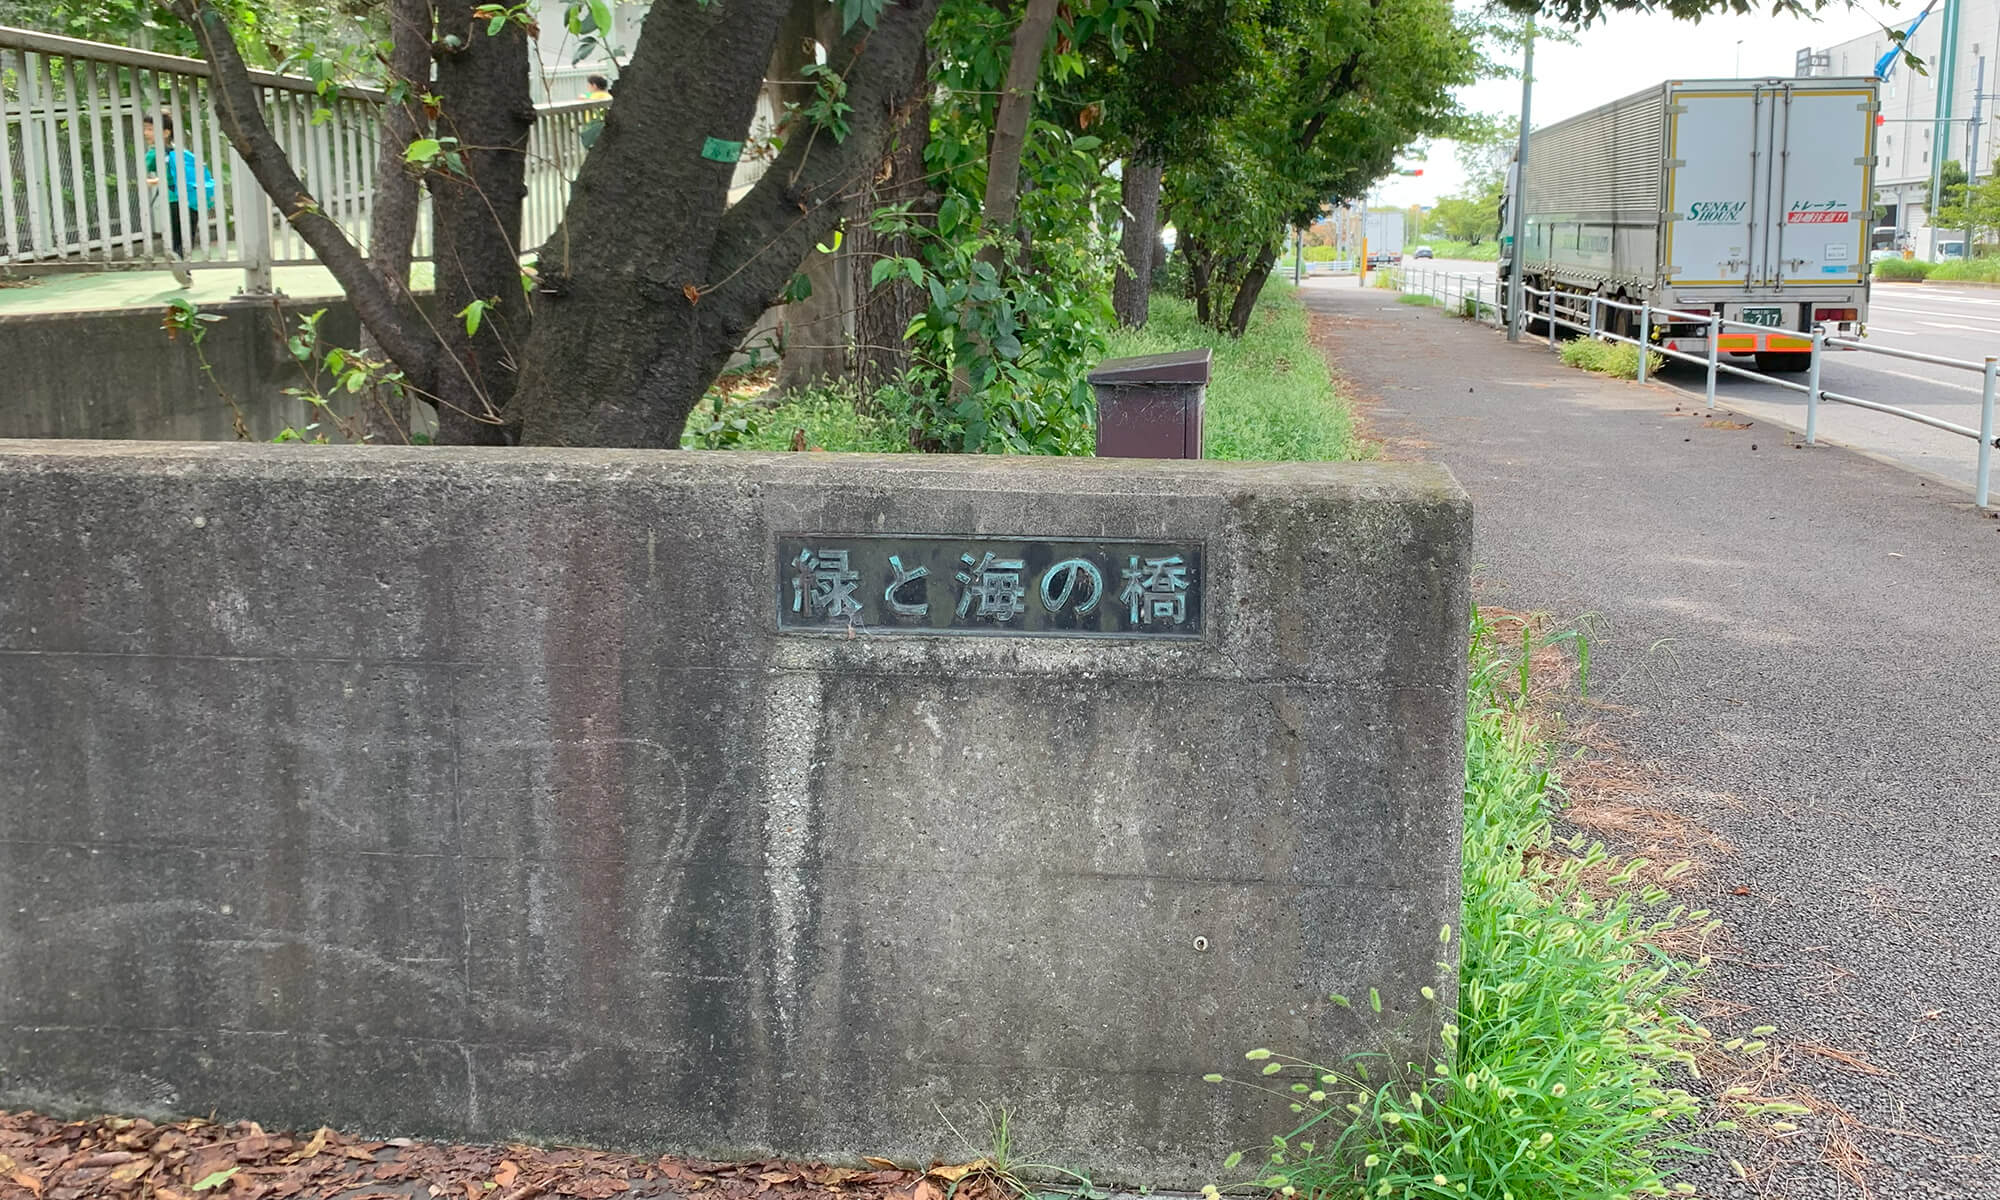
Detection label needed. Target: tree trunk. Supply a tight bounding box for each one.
[978,0,1059,256]
[510,0,942,446]
[849,49,935,390]
[1225,240,1277,338]
[774,3,853,394]
[358,0,432,443]
[1185,235,1212,325]
[1112,155,1163,328]
[427,0,533,444]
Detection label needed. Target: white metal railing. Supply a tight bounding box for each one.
[1391,263,1998,508]
[1388,264,1506,326]
[2,24,604,292]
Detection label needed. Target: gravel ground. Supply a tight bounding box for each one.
[1301,280,2000,1199]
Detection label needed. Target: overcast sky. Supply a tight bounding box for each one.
[1374,1,1914,208]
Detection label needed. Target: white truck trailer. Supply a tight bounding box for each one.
[1501,76,1879,371]
[1364,210,1406,266]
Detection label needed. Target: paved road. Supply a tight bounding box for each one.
[1358,266,2000,499]
[1305,276,2000,1198]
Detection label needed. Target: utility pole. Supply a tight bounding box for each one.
[1506,19,1534,341]
[1967,57,1986,258]
[1929,0,1963,259]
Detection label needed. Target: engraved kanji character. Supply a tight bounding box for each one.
[954,551,1028,620]
[1118,554,1190,625]
[790,548,862,620]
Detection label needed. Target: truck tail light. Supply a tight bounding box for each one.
[1814,307,1858,321]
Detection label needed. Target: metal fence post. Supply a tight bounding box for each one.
[1546,289,1558,349]
[235,152,273,296]
[1805,331,1825,446]
[1636,303,1651,384]
[1588,295,1600,337]
[1979,355,1997,508]
[1705,314,1721,409]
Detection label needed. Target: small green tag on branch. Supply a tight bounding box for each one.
[701,137,744,163]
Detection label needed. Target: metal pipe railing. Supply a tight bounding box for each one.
[1389,269,2000,507]
[2,24,606,293]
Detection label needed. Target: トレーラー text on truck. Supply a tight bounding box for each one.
[1501,75,1879,372]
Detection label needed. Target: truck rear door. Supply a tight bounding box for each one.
[1770,84,1874,288]
[1665,83,1764,292]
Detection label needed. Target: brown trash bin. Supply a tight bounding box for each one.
[1089,348,1211,459]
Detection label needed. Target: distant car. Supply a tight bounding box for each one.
[1413,246,1434,259]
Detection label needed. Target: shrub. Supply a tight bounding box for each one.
[1397,293,1437,307]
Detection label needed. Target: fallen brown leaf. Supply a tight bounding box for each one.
[10,1171,41,1198]
[925,1161,990,1184]
[495,1160,520,1188]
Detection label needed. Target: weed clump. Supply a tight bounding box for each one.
[1210,610,1718,1200]
[1559,337,1664,381]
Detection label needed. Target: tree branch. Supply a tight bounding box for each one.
[979,0,1060,254]
[171,0,437,384]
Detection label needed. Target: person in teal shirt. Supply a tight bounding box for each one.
[143,115,213,284]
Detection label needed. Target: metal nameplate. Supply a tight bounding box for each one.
[776,534,1205,639]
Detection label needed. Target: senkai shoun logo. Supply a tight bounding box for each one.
[1686,201,1747,223]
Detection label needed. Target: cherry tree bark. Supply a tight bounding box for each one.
[358,0,432,443]
[1111,155,1163,328]
[510,0,943,446]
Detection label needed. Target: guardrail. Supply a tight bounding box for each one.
[2,24,604,293]
[1391,264,1997,507]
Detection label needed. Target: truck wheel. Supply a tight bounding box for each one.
[1755,351,1812,374]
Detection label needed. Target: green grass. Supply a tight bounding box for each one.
[1926,256,2000,281]
[1557,337,1664,380]
[1397,293,1438,307]
[680,374,913,453]
[1873,258,1935,280]
[1216,611,1721,1200]
[689,285,1357,462]
[1102,284,1360,462]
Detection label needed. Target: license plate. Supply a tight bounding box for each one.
[1741,307,1784,327]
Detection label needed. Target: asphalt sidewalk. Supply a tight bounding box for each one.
[1300,280,2000,1198]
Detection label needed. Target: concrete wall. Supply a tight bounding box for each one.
[0,444,1471,1185]
[0,299,367,442]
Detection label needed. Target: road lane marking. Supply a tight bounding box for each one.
[1826,357,1988,395]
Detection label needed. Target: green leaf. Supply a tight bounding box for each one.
[458,298,489,336]
[588,0,612,41]
[782,272,813,303]
[193,1168,239,1191]
[869,257,900,289]
[486,13,507,35]
[404,137,441,163]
